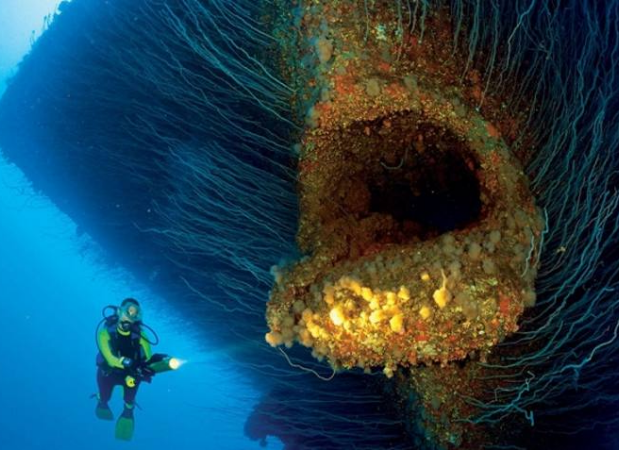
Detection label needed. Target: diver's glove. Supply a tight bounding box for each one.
[121,357,134,369]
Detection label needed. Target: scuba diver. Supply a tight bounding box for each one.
[94,298,180,441]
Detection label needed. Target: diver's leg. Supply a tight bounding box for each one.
[96,367,115,402]
[122,381,139,407]
[115,381,139,440]
[95,368,115,420]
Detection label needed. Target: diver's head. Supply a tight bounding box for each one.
[118,298,141,332]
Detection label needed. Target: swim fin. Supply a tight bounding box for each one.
[114,406,135,441]
[95,401,114,421]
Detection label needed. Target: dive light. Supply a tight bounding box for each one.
[147,354,181,373]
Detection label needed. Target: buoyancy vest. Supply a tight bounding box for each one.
[97,321,146,369]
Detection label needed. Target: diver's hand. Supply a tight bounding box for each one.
[121,357,134,369]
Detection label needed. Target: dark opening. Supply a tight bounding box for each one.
[368,123,482,237]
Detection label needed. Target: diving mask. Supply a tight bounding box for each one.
[118,300,142,330]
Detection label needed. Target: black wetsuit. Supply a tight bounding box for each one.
[96,323,151,406]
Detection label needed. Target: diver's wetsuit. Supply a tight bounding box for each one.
[96,323,152,405]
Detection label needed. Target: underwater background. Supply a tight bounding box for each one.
[0,157,283,449]
[2,0,619,449]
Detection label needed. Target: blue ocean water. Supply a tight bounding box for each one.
[0,158,282,449]
[0,1,54,96]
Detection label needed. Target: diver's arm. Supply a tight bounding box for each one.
[97,327,125,369]
[140,333,153,361]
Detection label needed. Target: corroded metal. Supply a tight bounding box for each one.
[266,1,544,446]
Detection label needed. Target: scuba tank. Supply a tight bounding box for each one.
[95,304,160,348]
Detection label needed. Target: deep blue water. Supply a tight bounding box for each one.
[0,158,282,449]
